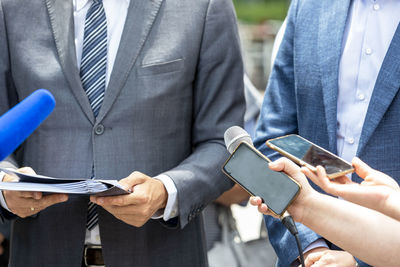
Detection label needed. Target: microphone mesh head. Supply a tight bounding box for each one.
[224,126,253,154]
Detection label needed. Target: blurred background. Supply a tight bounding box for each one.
[234,0,289,91]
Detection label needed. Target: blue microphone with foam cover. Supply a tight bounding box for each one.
[0,89,55,161]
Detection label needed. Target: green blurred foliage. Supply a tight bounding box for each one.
[233,0,290,23]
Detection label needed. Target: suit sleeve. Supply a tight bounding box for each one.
[0,2,19,221]
[162,0,245,228]
[253,0,325,265]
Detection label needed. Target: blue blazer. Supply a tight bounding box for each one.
[254,0,400,266]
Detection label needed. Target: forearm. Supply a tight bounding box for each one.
[297,192,400,266]
[380,192,400,221]
[215,184,250,206]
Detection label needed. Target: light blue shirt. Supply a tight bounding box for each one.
[337,0,400,163]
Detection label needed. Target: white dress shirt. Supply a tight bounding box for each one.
[302,0,400,258]
[0,0,179,246]
[75,0,179,245]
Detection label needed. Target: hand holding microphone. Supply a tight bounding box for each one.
[223,126,302,218]
[0,89,68,217]
[224,126,308,266]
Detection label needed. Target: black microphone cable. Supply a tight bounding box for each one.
[281,211,305,267]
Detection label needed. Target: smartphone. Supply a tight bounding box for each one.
[222,142,301,217]
[266,134,354,179]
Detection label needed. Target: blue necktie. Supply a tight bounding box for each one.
[80,0,107,231]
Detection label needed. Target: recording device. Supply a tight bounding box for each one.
[0,89,55,161]
[224,127,305,266]
[223,126,301,217]
[266,134,354,179]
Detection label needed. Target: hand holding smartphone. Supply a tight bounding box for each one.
[266,135,354,179]
[222,142,301,217]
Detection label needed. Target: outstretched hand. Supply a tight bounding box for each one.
[302,157,400,220]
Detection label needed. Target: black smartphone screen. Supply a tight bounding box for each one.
[268,135,352,176]
[223,142,300,216]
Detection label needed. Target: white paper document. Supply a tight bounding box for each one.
[0,168,128,196]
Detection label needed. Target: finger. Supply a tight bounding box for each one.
[269,157,301,177]
[19,191,42,200]
[17,167,36,175]
[249,196,262,206]
[333,175,353,185]
[352,157,373,180]
[36,194,68,210]
[2,174,18,182]
[301,166,318,181]
[353,158,399,189]
[118,171,147,191]
[301,166,332,192]
[94,191,146,207]
[305,251,324,266]
[258,203,270,215]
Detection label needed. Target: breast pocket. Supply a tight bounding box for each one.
[137,58,184,76]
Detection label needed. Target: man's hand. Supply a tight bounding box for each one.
[3,167,68,218]
[304,249,356,267]
[90,171,168,227]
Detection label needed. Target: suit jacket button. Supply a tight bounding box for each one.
[95,124,105,135]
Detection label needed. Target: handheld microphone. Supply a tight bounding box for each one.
[0,89,56,161]
[223,126,305,266]
[224,126,253,154]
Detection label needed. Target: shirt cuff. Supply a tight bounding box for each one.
[303,238,329,254]
[0,172,11,212]
[290,239,329,266]
[151,174,179,221]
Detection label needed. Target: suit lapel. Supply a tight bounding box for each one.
[357,23,400,155]
[45,0,95,124]
[318,0,351,152]
[96,0,165,122]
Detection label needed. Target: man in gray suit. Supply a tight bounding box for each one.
[0,0,245,266]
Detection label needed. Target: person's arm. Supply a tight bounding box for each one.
[302,157,400,221]
[251,158,400,267]
[215,184,250,207]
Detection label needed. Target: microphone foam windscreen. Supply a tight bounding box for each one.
[224,126,253,154]
[0,89,55,161]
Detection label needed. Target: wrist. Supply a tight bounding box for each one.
[289,191,320,224]
[154,179,168,210]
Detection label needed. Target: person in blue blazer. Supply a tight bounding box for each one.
[254,0,400,266]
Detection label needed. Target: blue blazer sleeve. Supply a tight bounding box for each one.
[253,0,324,265]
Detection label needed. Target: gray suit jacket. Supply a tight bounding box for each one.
[0,0,245,266]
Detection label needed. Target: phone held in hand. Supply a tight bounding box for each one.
[222,142,301,217]
[266,134,354,179]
